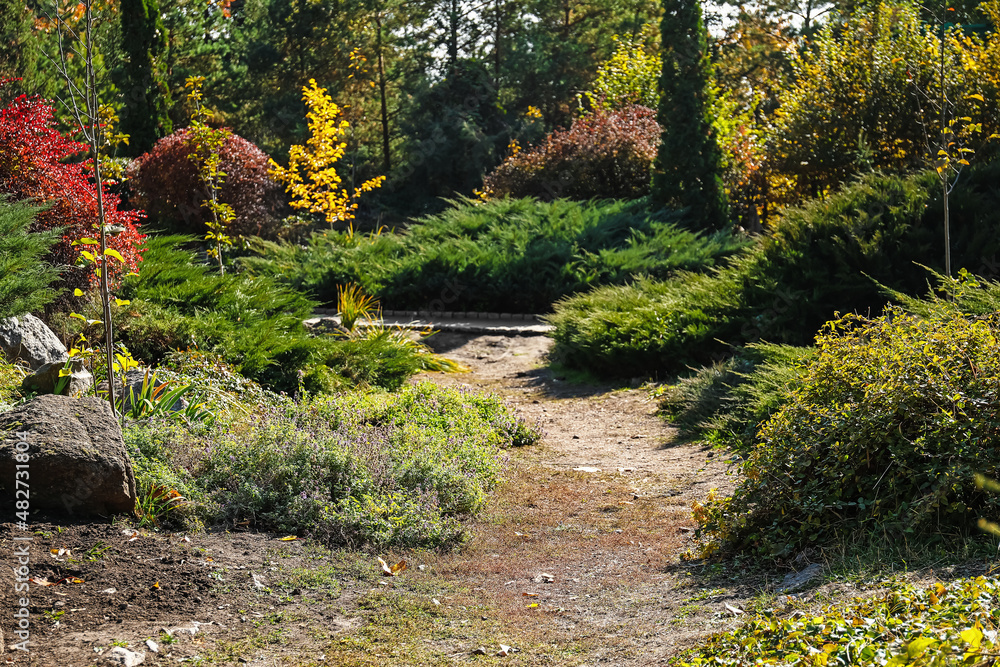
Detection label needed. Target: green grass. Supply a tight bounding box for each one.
[241,196,745,314]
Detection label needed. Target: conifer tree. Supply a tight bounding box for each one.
[652,0,728,229]
[0,0,38,93]
[0,197,60,318]
[114,0,172,155]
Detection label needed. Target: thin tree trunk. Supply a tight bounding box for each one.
[375,13,391,173]
[84,0,116,417]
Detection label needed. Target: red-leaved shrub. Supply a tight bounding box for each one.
[128,128,284,238]
[483,105,660,201]
[0,91,145,291]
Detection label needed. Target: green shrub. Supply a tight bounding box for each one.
[674,575,1000,666]
[185,383,539,547]
[656,343,814,450]
[0,197,60,318]
[550,167,1000,378]
[52,235,457,394]
[0,357,26,412]
[242,197,745,313]
[547,272,744,377]
[695,306,1000,557]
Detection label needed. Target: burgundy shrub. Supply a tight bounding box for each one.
[483,105,660,201]
[128,128,284,238]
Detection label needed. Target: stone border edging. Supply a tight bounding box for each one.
[312,308,547,323]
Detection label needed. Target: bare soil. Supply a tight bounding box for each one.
[0,333,787,666]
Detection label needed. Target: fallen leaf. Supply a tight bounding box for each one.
[724,602,745,615]
[523,592,539,598]
[278,536,298,541]
[497,644,512,657]
[152,582,161,589]
[527,603,539,608]
[379,557,407,576]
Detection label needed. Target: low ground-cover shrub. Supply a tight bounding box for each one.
[125,382,540,546]
[547,272,745,377]
[656,343,814,450]
[673,575,1000,666]
[0,197,60,318]
[550,167,1000,378]
[695,304,1000,557]
[242,197,744,313]
[56,235,458,393]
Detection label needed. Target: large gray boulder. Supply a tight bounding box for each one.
[0,395,137,516]
[0,314,67,370]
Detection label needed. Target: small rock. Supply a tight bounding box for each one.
[22,359,93,397]
[473,646,488,655]
[572,435,580,439]
[777,563,824,594]
[534,573,555,584]
[104,646,145,666]
[572,466,600,473]
[100,588,117,595]
[144,640,158,653]
[291,588,302,596]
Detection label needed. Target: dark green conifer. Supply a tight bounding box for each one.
[114,0,172,155]
[652,0,728,229]
[0,198,61,318]
[0,0,38,94]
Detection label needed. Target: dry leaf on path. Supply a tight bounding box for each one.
[378,557,407,576]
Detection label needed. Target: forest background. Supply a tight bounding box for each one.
[7,0,997,230]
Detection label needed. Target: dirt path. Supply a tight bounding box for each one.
[401,333,747,664]
[0,333,758,667]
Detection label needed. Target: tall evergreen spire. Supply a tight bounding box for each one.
[652,0,728,229]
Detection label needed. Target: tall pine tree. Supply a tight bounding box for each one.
[0,0,38,94]
[652,0,727,229]
[114,0,172,155]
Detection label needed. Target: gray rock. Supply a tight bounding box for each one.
[104,647,145,666]
[0,314,67,370]
[21,358,93,397]
[0,395,137,516]
[776,563,824,593]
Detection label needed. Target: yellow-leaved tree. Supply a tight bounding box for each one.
[269,80,385,239]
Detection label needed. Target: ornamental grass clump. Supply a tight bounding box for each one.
[695,305,1000,557]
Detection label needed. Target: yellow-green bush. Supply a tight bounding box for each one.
[696,305,1000,556]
